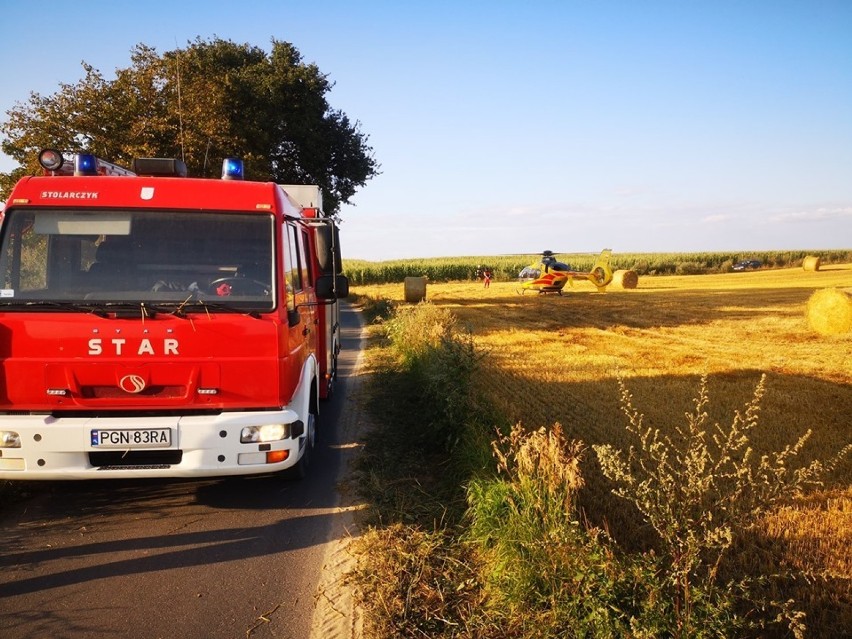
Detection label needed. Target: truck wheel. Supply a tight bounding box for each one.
[282,408,317,481]
[324,356,337,400]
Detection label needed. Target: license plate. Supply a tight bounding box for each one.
[90,428,172,448]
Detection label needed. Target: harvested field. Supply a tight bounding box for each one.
[353,263,852,632]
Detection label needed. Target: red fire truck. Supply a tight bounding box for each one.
[0,149,348,480]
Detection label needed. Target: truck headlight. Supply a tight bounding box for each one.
[1,431,21,448]
[240,424,289,444]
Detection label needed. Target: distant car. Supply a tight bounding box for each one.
[732,259,761,271]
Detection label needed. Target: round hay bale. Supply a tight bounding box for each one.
[612,269,639,289]
[802,255,821,272]
[403,276,427,303]
[806,287,852,335]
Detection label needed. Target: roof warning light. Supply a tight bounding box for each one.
[75,154,99,176]
[221,158,244,180]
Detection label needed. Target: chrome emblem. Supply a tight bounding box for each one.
[119,374,147,394]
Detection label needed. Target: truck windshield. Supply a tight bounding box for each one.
[0,208,276,312]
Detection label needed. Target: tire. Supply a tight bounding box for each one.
[281,385,319,481]
[324,355,337,401]
[282,411,315,480]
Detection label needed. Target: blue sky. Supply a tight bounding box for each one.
[1,1,850,260]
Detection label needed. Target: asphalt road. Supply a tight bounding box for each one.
[0,303,366,639]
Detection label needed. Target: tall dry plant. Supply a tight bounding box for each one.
[594,374,850,638]
[468,423,588,610]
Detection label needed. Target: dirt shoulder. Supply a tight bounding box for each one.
[310,304,368,639]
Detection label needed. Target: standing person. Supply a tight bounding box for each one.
[483,268,492,288]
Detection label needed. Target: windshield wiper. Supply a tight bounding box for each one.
[177,299,264,319]
[93,301,193,320]
[0,300,110,317]
[48,301,189,320]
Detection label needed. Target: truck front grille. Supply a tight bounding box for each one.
[81,385,186,399]
[89,450,183,468]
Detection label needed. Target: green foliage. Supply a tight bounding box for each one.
[384,302,481,451]
[466,425,638,637]
[675,260,706,275]
[0,38,379,212]
[351,293,397,324]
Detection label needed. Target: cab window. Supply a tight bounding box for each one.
[299,228,313,288]
[284,223,302,311]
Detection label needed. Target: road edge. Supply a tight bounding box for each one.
[310,303,367,639]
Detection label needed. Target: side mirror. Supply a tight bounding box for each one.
[314,225,343,276]
[316,274,349,300]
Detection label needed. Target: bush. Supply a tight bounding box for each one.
[675,261,705,275]
[594,375,850,638]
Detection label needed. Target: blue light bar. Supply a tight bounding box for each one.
[74,153,98,176]
[221,157,244,180]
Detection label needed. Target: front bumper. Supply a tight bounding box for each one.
[0,409,306,480]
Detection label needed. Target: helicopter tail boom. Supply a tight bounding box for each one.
[567,249,613,291]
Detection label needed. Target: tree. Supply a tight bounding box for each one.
[0,37,379,215]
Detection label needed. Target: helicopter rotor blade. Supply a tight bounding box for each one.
[494,251,569,257]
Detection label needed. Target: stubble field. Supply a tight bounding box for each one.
[352,264,852,603]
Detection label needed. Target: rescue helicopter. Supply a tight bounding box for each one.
[517,249,613,295]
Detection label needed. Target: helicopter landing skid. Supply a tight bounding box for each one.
[516,287,563,296]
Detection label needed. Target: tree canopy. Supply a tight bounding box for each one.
[0,37,379,215]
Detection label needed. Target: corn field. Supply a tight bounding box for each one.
[343,249,852,284]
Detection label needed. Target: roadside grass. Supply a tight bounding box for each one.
[349,265,852,638]
[349,298,497,638]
